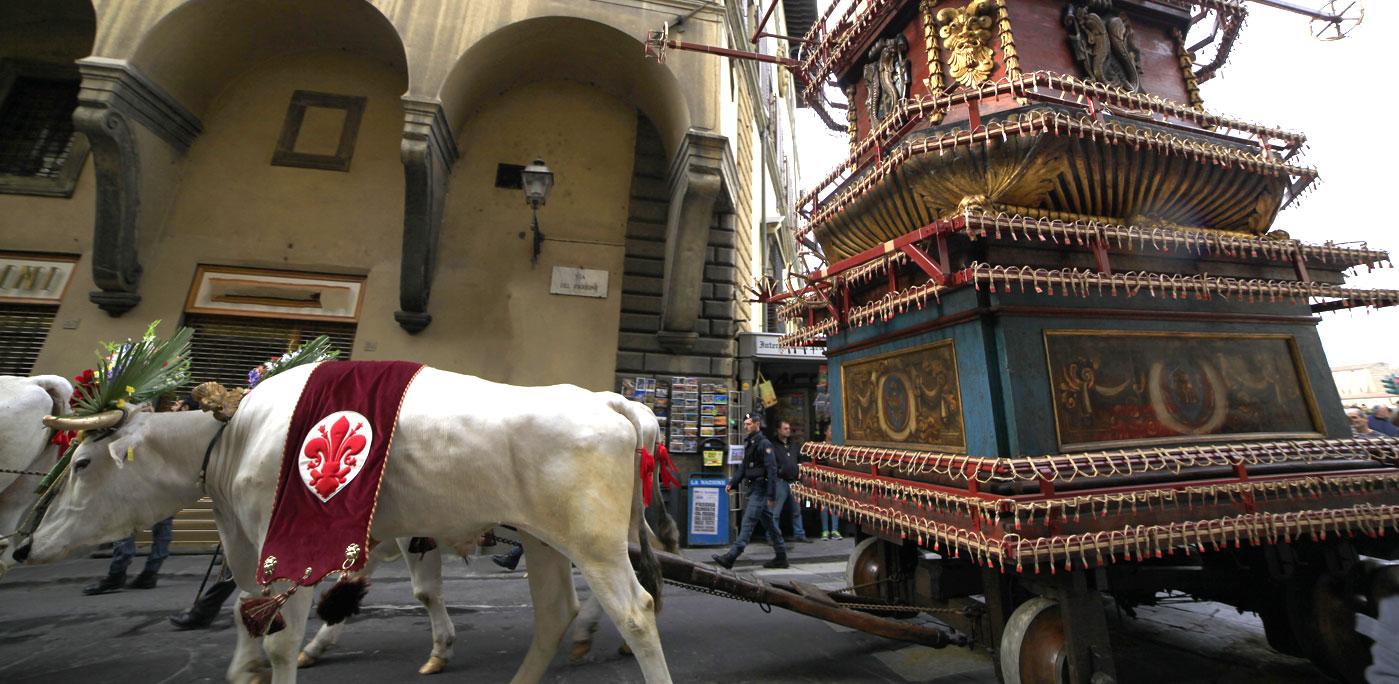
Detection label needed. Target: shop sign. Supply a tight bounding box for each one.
[550,267,609,298]
[738,332,825,360]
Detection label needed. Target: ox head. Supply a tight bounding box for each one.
[12,405,204,566]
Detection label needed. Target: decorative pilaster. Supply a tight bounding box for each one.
[395,98,458,334]
[73,58,201,317]
[658,130,736,353]
[992,0,1027,104]
[919,0,947,124]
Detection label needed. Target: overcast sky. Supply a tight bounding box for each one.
[792,1,1395,368]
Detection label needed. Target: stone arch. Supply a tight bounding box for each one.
[80,0,410,315]
[437,16,691,161]
[129,0,408,117]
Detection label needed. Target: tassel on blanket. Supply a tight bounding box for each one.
[316,575,370,625]
[639,444,682,506]
[240,588,296,637]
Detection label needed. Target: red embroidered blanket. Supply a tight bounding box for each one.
[257,361,423,587]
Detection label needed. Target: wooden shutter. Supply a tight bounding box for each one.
[0,304,56,375]
[183,313,356,390]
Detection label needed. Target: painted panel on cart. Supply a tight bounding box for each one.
[1044,331,1323,450]
[840,338,966,451]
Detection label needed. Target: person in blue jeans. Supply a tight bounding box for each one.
[83,516,174,595]
[712,414,788,569]
[770,421,811,543]
[820,508,842,540]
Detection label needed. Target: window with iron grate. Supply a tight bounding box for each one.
[0,76,79,179]
[182,314,356,392]
[0,62,87,197]
[0,304,57,376]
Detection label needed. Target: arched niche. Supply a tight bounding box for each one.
[437,16,691,162]
[129,0,408,117]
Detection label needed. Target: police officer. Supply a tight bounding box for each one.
[712,414,788,569]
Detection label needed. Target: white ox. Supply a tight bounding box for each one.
[0,375,72,570]
[16,364,672,684]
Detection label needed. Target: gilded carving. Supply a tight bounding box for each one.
[863,35,911,126]
[919,0,947,123]
[841,340,965,451]
[1063,1,1143,92]
[936,1,997,89]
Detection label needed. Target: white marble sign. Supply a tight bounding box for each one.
[550,267,609,298]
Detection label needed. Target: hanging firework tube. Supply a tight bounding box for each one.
[803,438,1399,485]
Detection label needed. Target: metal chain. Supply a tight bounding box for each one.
[663,576,972,618]
[0,467,48,476]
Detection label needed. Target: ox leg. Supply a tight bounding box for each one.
[228,590,272,684]
[402,538,455,674]
[569,594,605,660]
[261,586,314,683]
[575,557,671,684]
[509,534,579,684]
[298,540,391,667]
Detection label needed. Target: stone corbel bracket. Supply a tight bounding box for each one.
[395,98,458,334]
[659,130,737,353]
[74,57,201,317]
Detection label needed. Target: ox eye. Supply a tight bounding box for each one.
[73,457,90,472]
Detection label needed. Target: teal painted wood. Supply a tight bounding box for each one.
[822,284,1348,458]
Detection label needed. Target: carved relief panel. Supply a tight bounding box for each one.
[863,34,911,125]
[1063,0,1144,92]
[936,0,998,89]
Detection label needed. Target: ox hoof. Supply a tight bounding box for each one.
[569,641,592,661]
[249,674,272,684]
[296,652,316,668]
[418,655,448,675]
[618,643,633,657]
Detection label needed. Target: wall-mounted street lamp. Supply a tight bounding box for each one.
[521,156,554,266]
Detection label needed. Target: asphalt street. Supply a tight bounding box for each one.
[0,538,1330,683]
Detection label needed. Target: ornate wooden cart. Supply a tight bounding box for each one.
[739,0,1395,682]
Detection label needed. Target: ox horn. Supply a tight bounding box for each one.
[42,409,125,432]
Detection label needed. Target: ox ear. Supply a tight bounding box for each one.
[103,432,140,470]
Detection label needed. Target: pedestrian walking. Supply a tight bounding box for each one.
[772,421,811,543]
[711,414,788,569]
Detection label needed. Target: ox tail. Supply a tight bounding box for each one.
[603,393,674,613]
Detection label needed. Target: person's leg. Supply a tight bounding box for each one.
[781,480,807,541]
[713,487,764,567]
[766,479,790,545]
[130,517,174,588]
[84,535,134,594]
[758,494,788,568]
[827,509,842,539]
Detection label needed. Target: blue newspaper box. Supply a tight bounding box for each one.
[687,473,729,547]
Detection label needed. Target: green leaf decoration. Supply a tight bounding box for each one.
[247,335,341,389]
[67,321,193,417]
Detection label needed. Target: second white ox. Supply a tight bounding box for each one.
[0,375,71,570]
[18,364,672,684]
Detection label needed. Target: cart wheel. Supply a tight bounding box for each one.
[846,536,887,600]
[1000,597,1068,684]
[1308,571,1371,684]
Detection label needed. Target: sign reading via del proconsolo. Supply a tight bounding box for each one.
[550,267,609,298]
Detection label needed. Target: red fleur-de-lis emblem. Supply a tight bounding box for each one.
[297,411,374,502]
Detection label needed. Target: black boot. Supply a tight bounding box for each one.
[127,570,158,589]
[762,552,789,569]
[711,552,736,569]
[83,572,126,595]
[491,544,523,571]
[170,577,238,630]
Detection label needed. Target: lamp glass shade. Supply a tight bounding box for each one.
[522,157,554,207]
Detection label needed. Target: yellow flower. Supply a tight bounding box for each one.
[125,385,135,396]
[126,446,134,461]
[116,399,127,408]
